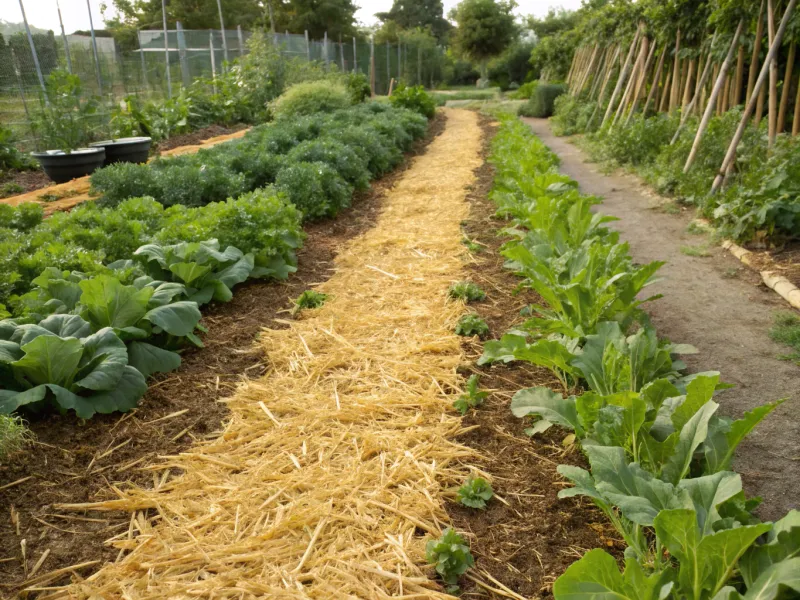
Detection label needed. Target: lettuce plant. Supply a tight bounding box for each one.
[425,528,474,593]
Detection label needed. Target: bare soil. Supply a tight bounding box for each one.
[0,114,446,595]
[444,116,618,599]
[523,117,800,522]
[0,170,52,197]
[155,124,247,153]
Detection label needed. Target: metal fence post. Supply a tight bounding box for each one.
[397,41,401,82]
[237,25,245,57]
[386,41,390,93]
[17,0,48,100]
[353,37,357,73]
[10,48,34,134]
[305,30,310,61]
[56,0,73,74]
[324,31,329,69]
[216,0,229,66]
[86,0,104,93]
[161,0,172,98]
[138,30,148,88]
[209,31,217,94]
[417,43,421,86]
[370,35,375,95]
[340,34,345,71]
[176,21,190,88]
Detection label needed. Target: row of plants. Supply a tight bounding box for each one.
[0,95,432,423]
[552,96,799,245]
[447,115,799,598]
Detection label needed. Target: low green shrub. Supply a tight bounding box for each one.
[390,85,436,119]
[271,81,352,119]
[551,95,598,135]
[518,83,567,118]
[344,72,372,104]
[275,161,353,220]
[287,138,370,190]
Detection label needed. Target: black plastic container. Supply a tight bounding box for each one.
[90,136,152,166]
[31,148,107,184]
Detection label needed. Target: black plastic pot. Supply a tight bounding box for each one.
[90,136,152,166]
[31,148,107,184]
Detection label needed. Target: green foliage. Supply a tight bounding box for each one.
[272,81,352,120]
[0,414,30,459]
[455,313,489,337]
[517,83,566,118]
[275,161,353,220]
[375,0,452,42]
[770,312,800,362]
[390,85,437,119]
[344,72,372,104]
[0,124,34,172]
[550,96,597,136]
[488,40,536,90]
[456,475,494,508]
[31,70,101,151]
[450,0,517,66]
[425,528,475,592]
[448,281,486,302]
[453,373,488,414]
[293,290,329,313]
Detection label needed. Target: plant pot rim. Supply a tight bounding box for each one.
[90,136,152,147]
[31,147,106,157]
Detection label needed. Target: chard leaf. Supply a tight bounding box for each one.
[134,243,168,268]
[143,301,201,337]
[13,336,83,388]
[73,328,127,391]
[678,471,743,536]
[11,324,59,346]
[510,386,582,434]
[0,340,22,364]
[146,282,187,308]
[80,275,153,330]
[671,374,719,431]
[127,341,182,378]
[188,285,215,305]
[211,280,234,303]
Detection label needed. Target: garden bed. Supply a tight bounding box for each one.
[0,114,445,592]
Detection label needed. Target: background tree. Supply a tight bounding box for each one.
[272,0,359,39]
[449,0,517,80]
[375,0,451,42]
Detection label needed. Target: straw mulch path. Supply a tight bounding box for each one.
[47,108,484,599]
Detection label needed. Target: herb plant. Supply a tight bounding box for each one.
[425,528,475,593]
[456,476,494,509]
[293,290,328,314]
[455,313,489,338]
[448,281,486,303]
[453,374,488,415]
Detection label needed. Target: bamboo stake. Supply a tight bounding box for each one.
[576,44,600,96]
[778,40,796,132]
[720,73,731,114]
[589,46,611,99]
[712,0,797,192]
[612,36,648,128]
[793,70,800,134]
[566,49,579,88]
[734,44,745,105]
[747,0,767,103]
[643,44,667,116]
[659,62,673,111]
[682,58,696,110]
[671,33,720,143]
[684,20,745,172]
[768,0,779,146]
[602,27,642,126]
[670,29,682,111]
[625,38,658,125]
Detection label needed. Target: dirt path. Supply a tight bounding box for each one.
[523,117,799,521]
[41,109,483,598]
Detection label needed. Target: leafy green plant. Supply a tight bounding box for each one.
[31,70,101,151]
[517,83,566,118]
[453,374,488,414]
[292,290,328,314]
[390,85,436,119]
[425,528,475,593]
[275,161,353,220]
[448,281,486,303]
[455,313,489,337]
[271,81,351,119]
[344,72,372,104]
[456,476,494,509]
[1,124,34,172]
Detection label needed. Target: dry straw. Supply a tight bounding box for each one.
[45,108,485,599]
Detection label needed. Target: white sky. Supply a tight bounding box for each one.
[1,0,583,34]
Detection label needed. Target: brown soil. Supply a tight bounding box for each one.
[0,113,446,595]
[523,117,800,522]
[0,169,52,197]
[747,242,800,289]
[443,116,617,599]
[155,124,248,153]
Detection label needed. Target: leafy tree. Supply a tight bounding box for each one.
[272,0,359,39]
[107,0,267,30]
[527,7,578,38]
[488,38,535,89]
[375,0,452,41]
[450,0,517,79]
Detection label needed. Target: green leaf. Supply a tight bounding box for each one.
[679,471,744,536]
[742,557,800,599]
[13,336,83,388]
[80,275,153,330]
[169,262,212,286]
[215,254,255,288]
[127,341,182,378]
[146,282,187,308]
[73,328,128,392]
[740,510,800,588]
[38,314,92,339]
[661,401,718,485]
[53,366,146,418]
[0,385,47,413]
[143,301,201,337]
[0,340,23,364]
[511,386,583,435]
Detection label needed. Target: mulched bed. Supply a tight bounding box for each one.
[0,169,52,198]
[155,123,248,153]
[444,115,619,599]
[0,113,447,593]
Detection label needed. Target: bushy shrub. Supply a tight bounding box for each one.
[518,83,567,118]
[509,81,538,99]
[1,125,34,172]
[275,161,353,220]
[551,95,597,135]
[287,138,370,189]
[91,163,161,206]
[596,113,680,167]
[271,81,352,119]
[345,72,372,104]
[390,85,436,119]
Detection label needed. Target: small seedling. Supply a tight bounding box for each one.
[453,374,488,415]
[0,182,24,198]
[686,221,707,235]
[461,236,484,253]
[456,476,494,509]
[455,313,489,338]
[426,528,475,593]
[770,312,800,363]
[722,267,740,279]
[680,244,710,257]
[448,281,486,303]
[661,202,681,215]
[292,290,328,314]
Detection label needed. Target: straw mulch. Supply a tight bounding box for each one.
[44,108,485,599]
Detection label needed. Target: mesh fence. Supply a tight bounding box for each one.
[0,29,444,151]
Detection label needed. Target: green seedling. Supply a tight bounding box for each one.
[448,281,486,303]
[453,374,488,415]
[456,476,494,509]
[292,290,328,314]
[426,528,475,593]
[455,313,489,338]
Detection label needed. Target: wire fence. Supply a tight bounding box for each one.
[0,28,444,150]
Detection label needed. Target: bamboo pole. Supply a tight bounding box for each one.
[747,0,766,103]
[682,58,696,110]
[778,41,796,132]
[589,46,611,99]
[587,46,621,127]
[671,33,720,143]
[712,0,797,192]
[768,0,779,146]
[659,62,673,111]
[625,39,658,125]
[577,44,600,96]
[567,48,581,88]
[793,70,800,134]
[601,27,642,126]
[733,45,745,105]
[720,73,731,114]
[684,20,745,172]
[643,44,667,116]
[670,29,682,111]
[612,36,648,128]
